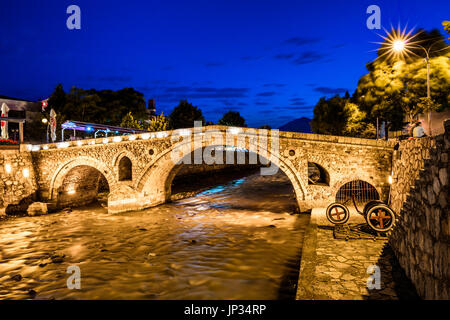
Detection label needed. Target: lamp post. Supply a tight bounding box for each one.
[392,39,445,136]
[42,117,49,143]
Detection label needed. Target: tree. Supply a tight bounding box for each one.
[120,112,142,129]
[442,21,450,38]
[342,102,376,138]
[218,111,247,127]
[311,28,449,138]
[259,124,271,129]
[169,100,205,129]
[46,85,148,126]
[310,96,348,135]
[47,84,66,113]
[148,113,169,132]
[354,29,449,130]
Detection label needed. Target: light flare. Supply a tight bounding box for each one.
[373,24,422,61]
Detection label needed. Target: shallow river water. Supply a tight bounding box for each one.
[0,172,310,300]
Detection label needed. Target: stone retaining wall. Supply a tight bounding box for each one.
[390,137,436,215]
[0,150,38,212]
[389,120,449,299]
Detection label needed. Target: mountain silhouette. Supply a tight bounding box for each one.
[278,117,312,133]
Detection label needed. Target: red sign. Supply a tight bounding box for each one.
[42,99,48,111]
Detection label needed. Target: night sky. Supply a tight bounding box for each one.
[1,0,448,128]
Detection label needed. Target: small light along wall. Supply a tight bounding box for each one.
[22,128,172,153]
[2,161,30,179]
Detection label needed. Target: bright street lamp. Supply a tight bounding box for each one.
[390,40,445,136]
[377,26,449,136]
[393,40,405,52]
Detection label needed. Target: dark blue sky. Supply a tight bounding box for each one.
[1,0,448,127]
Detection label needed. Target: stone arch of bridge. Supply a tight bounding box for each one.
[135,138,307,207]
[49,156,115,201]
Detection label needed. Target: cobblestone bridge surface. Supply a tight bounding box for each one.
[296,209,419,300]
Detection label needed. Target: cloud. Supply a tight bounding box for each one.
[289,97,306,104]
[283,37,321,46]
[287,98,310,107]
[292,51,326,65]
[154,86,250,101]
[260,109,276,114]
[274,53,295,60]
[273,50,328,65]
[263,83,286,87]
[275,105,314,111]
[313,87,348,95]
[192,80,214,85]
[207,106,243,114]
[240,56,261,61]
[332,43,346,49]
[275,115,296,120]
[255,101,270,105]
[216,99,244,107]
[256,91,277,97]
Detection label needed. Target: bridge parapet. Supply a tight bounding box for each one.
[21,125,395,153]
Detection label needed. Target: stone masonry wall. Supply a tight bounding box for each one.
[0,149,38,213]
[389,120,449,300]
[390,137,436,215]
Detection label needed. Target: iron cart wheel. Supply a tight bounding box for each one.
[326,203,350,225]
[366,204,396,232]
[363,200,385,217]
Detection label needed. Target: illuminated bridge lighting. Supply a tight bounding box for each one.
[57,142,70,148]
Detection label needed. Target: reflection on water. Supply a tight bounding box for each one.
[0,172,309,300]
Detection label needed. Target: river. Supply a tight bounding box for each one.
[0,171,310,300]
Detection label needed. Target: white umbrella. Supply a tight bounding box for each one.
[50,108,57,142]
[1,103,9,139]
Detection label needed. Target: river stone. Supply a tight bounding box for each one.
[438,168,448,186]
[27,202,48,216]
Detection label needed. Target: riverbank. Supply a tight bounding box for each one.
[296,208,419,300]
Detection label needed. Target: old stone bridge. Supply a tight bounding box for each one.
[23,125,394,214]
